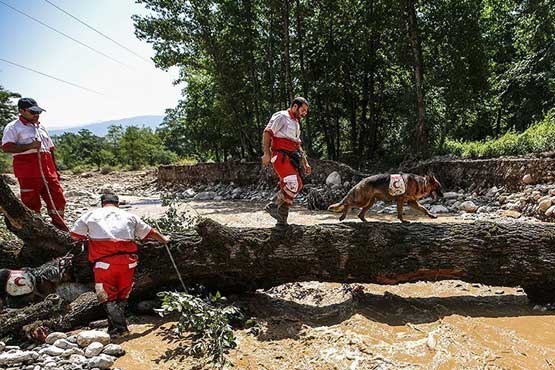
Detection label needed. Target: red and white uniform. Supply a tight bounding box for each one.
[264,109,303,204]
[70,207,154,302]
[1,117,66,228]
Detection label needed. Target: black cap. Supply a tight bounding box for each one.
[18,98,45,113]
[100,193,119,205]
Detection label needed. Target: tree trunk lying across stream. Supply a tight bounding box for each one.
[1,174,555,338]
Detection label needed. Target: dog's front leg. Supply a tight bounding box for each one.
[396,198,409,223]
[408,200,437,219]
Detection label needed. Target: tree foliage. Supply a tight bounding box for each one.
[133,0,555,166]
[54,125,177,171]
[0,86,21,172]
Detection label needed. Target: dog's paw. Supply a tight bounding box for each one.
[430,214,438,219]
[339,216,345,221]
[401,219,410,224]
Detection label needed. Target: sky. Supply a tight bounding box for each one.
[0,0,182,129]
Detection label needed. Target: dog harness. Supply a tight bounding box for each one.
[389,174,406,196]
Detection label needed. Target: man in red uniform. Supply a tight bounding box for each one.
[261,97,311,228]
[70,193,169,337]
[1,98,68,231]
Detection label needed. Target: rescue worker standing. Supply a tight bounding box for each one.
[1,98,68,231]
[261,97,311,228]
[70,193,169,337]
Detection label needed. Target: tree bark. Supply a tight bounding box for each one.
[0,295,64,338]
[0,175,74,265]
[405,0,427,155]
[283,0,293,102]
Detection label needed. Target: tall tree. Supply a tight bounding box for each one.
[405,0,427,155]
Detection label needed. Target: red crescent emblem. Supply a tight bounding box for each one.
[14,276,27,287]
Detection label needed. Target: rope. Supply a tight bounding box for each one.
[33,124,69,231]
[153,220,187,292]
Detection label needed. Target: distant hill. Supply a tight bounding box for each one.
[49,115,165,137]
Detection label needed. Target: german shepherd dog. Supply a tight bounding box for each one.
[328,173,443,223]
[0,254,74,311]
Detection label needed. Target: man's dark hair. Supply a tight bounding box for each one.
[100,193,119,206]
[290,97,309,109]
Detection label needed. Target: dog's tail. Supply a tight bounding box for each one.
[327,202,345,212]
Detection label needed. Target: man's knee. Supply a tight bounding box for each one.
[95,283,110,303]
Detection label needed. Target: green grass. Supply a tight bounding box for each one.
[443,110,555,158]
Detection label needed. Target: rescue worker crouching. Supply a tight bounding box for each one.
[69,193,169,338]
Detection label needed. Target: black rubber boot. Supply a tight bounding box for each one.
[263,201,279,221]
[105,301,129,338]
[275,204,290,229]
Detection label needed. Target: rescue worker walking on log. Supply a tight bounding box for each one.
[69,193,169,338]
[261,97,311,229]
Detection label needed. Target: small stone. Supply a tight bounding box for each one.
[69,354,87,364]
[430,205,449,214]
[192,191,217,201]
[426,333,436,350]
[472,283,481,288]
[0,341,5,352]
[326,171,342,187]
[87,354,116,369]
[538,198,553,212]
[102,344,125,357]
[85,342,104,358]
[62,348,84,358]
[522,174,534,184]
[0,351,39,366]
[443,192,459,200]
[54,339,79,350]
[546,205,555,217]
[495,290,504,295]
[40,346,65,357]
[500,210,521,219]
[45,332,67,345]
[76,331,111,347]
[460,201,478,213]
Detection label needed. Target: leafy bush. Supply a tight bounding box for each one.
[442,110,555,158]
[0,152,11,173]
[155,289,244,368]
[143,203,198,234]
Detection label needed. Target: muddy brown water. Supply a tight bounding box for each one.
[108,199,555,370]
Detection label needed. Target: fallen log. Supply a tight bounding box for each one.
[2,172,555,336]
[0,175,74,265]
[136,218,555,301]
[3,218,555,336]
[0,295,64,337]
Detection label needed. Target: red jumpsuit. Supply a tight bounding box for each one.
[264,109,303,205]
[1,116,67,230]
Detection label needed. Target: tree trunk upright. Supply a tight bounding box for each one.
[405,0,427,155]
